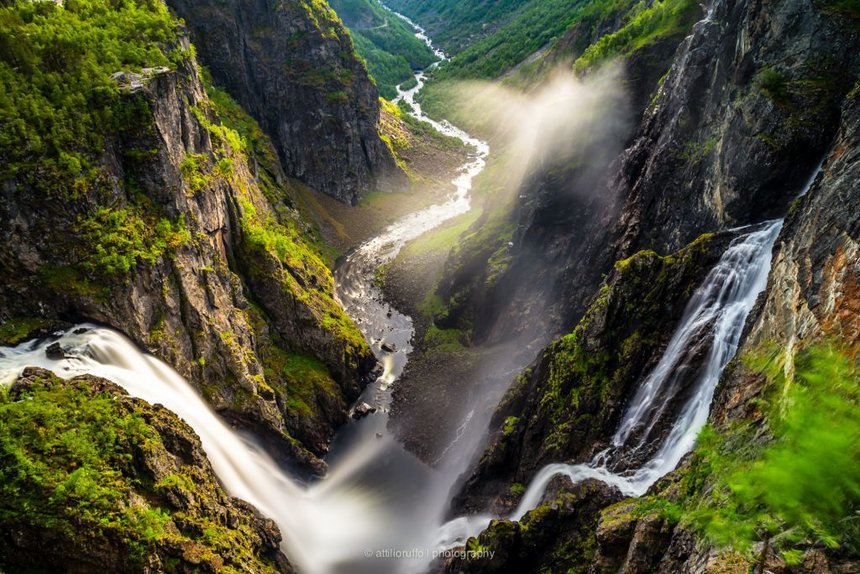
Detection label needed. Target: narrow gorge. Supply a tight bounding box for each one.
[0,1,858,573]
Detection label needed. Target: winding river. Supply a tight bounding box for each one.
[0,17,491,574]
[0,9,818,574]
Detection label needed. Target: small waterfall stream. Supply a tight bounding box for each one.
[0,4,826,571]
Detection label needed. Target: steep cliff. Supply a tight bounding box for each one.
[166,0,405,204]
[453,232,730,514]
[0,0,375,475]
[445,0,860,571]
[0,367,293,573]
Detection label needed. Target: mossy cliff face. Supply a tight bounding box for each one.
[443,478,622,574]
[165,0,406,204]
[0,0,375,474]
[0,367,293,573]
[453,232,729,514]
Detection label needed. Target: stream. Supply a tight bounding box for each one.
[0,16,491,574]
[0,10,820,574]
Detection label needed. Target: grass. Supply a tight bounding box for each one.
[573,0,700,72]
[400,209,483,259]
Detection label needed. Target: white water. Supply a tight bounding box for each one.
[434,220,784,546]
[0,13,492,574]
[436,159,829,546]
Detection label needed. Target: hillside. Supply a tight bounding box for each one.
[330,0,437,98]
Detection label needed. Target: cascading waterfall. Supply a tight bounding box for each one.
[436,160,826,547]
[0,12,491,574]
[435,220,784,546]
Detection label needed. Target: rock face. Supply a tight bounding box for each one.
[613,0,859,256]
[446,0,860,571]
[0,31,375,475]
[713,84,860,426]
[452,232,731,514]
[0,367,293,573]
[442,478,622,574]
[166,0,405,204]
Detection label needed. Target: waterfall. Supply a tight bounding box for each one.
[0,11,492,573]
[433,220,783,545]
[435,159,827,547]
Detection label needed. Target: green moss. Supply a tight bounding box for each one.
[79,208,191,276]
[423,325,467,354]
[574,0,699,73]
[503,416,520,437]
[37,265,105,299]
[530,232,717,457]
[0,318,53,346]
[754,67,791,105]
[239,196,368,360]
[816,0,860,19]
[510,482,526,497]
[0,373,167,561]
[0,371,287,571]
[261,344,340,418]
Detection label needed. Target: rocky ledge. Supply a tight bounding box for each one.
[0,367,293,573]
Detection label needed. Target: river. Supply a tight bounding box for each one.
[0,15,491,574]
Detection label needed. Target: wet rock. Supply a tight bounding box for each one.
[381,341,397,352]
[44,342,65,360]
[352,402,377,420]
[442,478,621,574]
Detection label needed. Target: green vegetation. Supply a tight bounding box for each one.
[754,66,791,105]
[0,375,165,560]
[428,0,588,80]
[386,0,531,52]
[573,0,699,72]
[0,318,54,346]
[0,371,284,571]
[817,0,860,19]
[0,0,177,199]
[0,0,207,282]
[261,343,341,419]
[529,233,717,455]
[239,197,368,362]
[329,0,436,98]
[685,344,860,566]
[80,208,190,275]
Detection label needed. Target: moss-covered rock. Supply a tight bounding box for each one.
[0,367,292,573]
[443,479,620,574]
[453,231,730,514]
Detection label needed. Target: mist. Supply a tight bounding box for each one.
[438,65,631,198]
